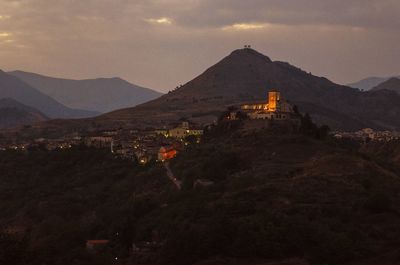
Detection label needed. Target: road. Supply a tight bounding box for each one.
[164,162,182,190]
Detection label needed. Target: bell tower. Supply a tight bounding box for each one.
[268,90,280,112]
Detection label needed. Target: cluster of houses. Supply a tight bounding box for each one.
[333,128,400,142]
[3,89,400,163]
[0,121,204,164]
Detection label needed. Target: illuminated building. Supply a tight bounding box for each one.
[158,146,177,161]
[155,122,204,139]
[240,90,294,120]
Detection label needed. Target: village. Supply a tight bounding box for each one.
[0,120,204,164]
[333,128,400,142]
[2,89,400,259]
[1,90,400,166]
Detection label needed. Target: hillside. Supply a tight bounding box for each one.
[0,70,97,119]
[2,127,400,265]
[92,48,400,131]
[0,98,48,128]
[9,71,162,113]
[371,77,400,94]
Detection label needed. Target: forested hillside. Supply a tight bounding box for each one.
[2,124,400,265]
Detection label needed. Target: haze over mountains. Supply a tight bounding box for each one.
[82,48,400,131]
[0,98,48,129]
[9,71,162,113]
[371,77,400,94]
[0,70,96,119]
[348,75,400,91]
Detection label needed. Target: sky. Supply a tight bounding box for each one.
[0,0,400,92]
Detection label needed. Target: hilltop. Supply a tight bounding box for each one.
[95,48,362,130]
[9,71,162,113]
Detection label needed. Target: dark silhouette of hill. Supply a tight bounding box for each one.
[0,70,97,119]
[2,128,400,264]
[92,48,400,131]
[0,98,48,128]
[371,77,400,94]
[348,75,400,91]
[9,71,162,113]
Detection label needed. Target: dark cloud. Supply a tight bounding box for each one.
[0,0,399,91]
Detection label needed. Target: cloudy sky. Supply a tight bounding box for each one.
[0,0,399,92]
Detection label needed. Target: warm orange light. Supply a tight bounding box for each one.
[160,148,177,161]
[268,91,280,112]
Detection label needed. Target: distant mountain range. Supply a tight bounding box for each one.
[16,48,400,133]
[348,75,400,91]
[371,77,400,94]
[9,71,162,113]
[0,70,97,119]
[0,98,48,128]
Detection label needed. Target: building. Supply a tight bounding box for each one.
[156,121,204,139]
[333,128,400,142]
[240,90,295,120]
[158,146,177,161]
[86,240,109,253]
[85,136,113,148]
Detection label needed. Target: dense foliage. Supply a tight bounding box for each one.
[0,146,170,265]
[2,128,400,265]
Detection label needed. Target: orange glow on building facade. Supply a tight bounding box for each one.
[239,90,294,120]
[158,146,177,161]
[241,90,285,112]
[268,91,280,112]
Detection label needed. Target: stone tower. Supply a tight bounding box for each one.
[268,90,280,112]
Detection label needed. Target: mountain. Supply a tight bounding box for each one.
[91,48,400,131]
[9,70,163,113]
[0,98,48,128]
[0,70,97,119]
[28,48,400,133]
[348,75,400,91]
[371,77,400,94]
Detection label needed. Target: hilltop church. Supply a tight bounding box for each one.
[239,90,296,120]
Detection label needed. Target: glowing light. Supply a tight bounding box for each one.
[146,17,172,25]
[0,15,10,20]
[222,23,268,31]
[0,32,11,37]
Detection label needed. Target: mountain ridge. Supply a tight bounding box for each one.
[9,70,163,113]
[348,75,400,91]
[0,70,98,119]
